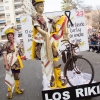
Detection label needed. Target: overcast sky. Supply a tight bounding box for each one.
[44,0,100,12]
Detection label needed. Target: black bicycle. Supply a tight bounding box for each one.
[61,39,94,86]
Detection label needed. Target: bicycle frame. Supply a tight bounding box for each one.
[61,40,82,72]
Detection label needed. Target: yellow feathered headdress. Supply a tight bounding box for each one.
[5,28,14,35]
[2,25,20,44]
[3,25,15,35]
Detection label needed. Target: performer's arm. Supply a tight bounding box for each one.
[2,44,9,71]
[32,18,47,37]
[3,53,8,66]
[36,26,46,37]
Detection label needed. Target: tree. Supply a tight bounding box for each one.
[91,6,100,32]
[61,0,83,11]
[81,5,93,13]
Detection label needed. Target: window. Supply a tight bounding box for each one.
[0,0,3,4]
[0,28,3,32]
[16,21,20,23]
[5,6,9,10]
[0,6,4,11]
[7,15,10,18]
[6,14,10,16]
[6,13,10,20]
[17,25,21,29]
[0,24,5,27]
[16,18,20,23]
[18,34,22,37]
[6,13,10,17]
[1,35,7,40]
[1,28,4,32]
[7,20,11,24]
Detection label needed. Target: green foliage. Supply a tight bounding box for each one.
[61,0,83,11]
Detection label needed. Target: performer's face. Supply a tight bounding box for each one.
[35,2,44,14]
[7,33,14,41]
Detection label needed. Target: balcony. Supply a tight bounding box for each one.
[16,12,24,19]
[14,0,23,5]
[15,6,24,13]
[0,20,6,24]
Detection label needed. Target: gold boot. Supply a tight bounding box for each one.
[6,87,12,99]
[15,80,24,94]
[54,66,67,88]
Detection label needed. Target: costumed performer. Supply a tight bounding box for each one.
[2,25,24,99]
[31,0,69,90]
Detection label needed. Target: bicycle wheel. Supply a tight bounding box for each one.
[64,56,94,86]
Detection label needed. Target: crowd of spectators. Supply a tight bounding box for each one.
[88,32,100,53]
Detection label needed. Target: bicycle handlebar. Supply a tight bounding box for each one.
[61,39,69,42]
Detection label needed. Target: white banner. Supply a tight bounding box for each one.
[66,10,89,51]
[20,15,32,59]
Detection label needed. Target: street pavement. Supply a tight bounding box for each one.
[0,51,100,100]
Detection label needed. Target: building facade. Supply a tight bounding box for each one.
[0,0,33,41]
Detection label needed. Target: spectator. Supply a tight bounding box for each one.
[0,46,2,56]
[98,32,100,39]
[89,33,98,52]
[92,33,98,44]
[96,38,100,53]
